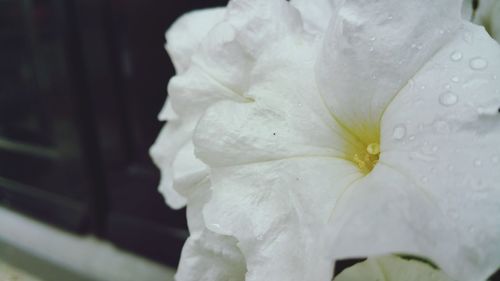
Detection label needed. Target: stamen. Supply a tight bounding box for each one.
[352,143,380,174]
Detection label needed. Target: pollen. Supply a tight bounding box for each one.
[352,142,380,174]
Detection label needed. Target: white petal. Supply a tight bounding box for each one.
[333,255,453,281]
[380,23,500,281]
[176,229,246,281]
[177,179,247,281]
[154,0,303,207]
[204,158,361,281]
[327,24,500,281]
[226,0,303,57]
[156,20,258,208]
[150,121,193,209]
[325,165,468,277]
[172,141,208,199]
[290,0,337,33]
[158,98,178,121]
[165,8,225,74]
[316,0,463,139]
[167,22,255,122]
[195,35,362,167]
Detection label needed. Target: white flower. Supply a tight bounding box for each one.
[184,0,500,281]
[152,0,500,280]
[463,0,500,42]
[332,255,453,281]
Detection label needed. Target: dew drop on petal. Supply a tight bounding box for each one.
[473,159,482,167]
[450,51,462,61]
[392,124,407,140]
[451,76,460,83]
[469,57,488,70]
[439,91,459,106]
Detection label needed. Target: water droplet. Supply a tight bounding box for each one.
[421,176,428,183]
[451,76,460,83]
[444,84,451,90]
[409,135,416,141]
[387,15,393,20]
[368,46,374,52]
[450,51,462,61]
[474,159,482,167]
[447,164,455,171]
[370,37,376,41]
[469,57,488,70]
[392,125,407,140]
[439,91,459,106]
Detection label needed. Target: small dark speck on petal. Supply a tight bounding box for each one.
[273,132,276,136]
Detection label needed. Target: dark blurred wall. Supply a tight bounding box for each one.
[0,0,226,267]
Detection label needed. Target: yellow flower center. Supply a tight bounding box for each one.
[352,142,380,174]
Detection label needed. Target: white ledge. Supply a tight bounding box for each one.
[0,207,175,281]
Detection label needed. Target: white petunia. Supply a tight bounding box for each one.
[189,0,500,281]
[332,255,453,281]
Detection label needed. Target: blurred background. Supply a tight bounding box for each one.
[0,0,225,280]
